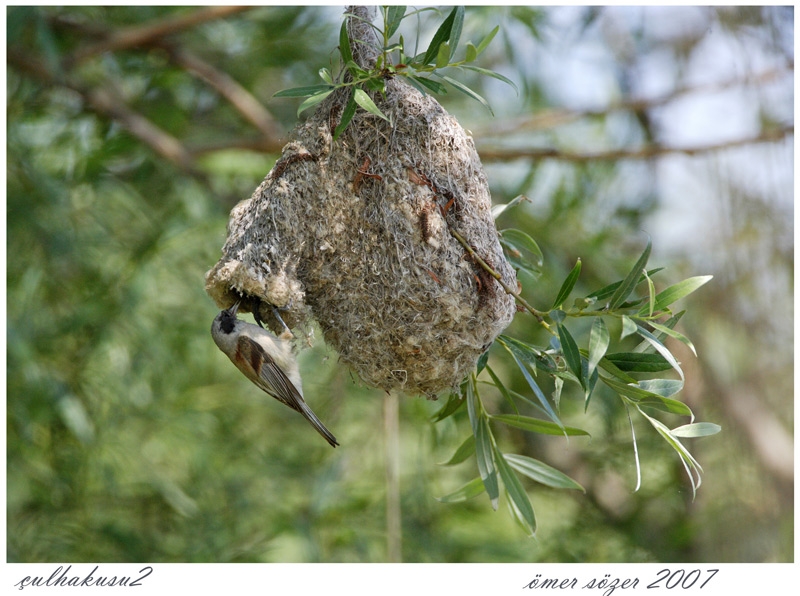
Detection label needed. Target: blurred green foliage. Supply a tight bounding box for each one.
[6,6,793,563]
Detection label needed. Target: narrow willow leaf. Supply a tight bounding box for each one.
[409,75,448,94]
[339,20,354,64]
[435,41,451,68]
[460,64,519,92]
[422,6,458,65]
[587,318,609,381]
[596,356,637,383]
[505,488,536,537]
[635,324,684,380]
[432,391,465,421]
[274,84,334,98]
[502,344,563,428]
[585,267,664,302]
[475,417,499,509]
[484,365,518,413]
[644,270,656,317]
[495,446,536,534]
[319,67,333,84]
[557,323,583,387]
[609,238,652,309]
[491,194,528,219]
[333,90,357,139]
[672,422,722,438]
[490,414,589,436]
[552,258,582,309]
[464,42,478,63]
[498,229,543,274]
[447,6,464,61]
[639,275,713,316]
[625,404,642,492]
[353,88,390,122]
[638,378,683,397]
[438,73,494,115]
[438,435,475,466]
[636,311,685,349]
[638,408,703,498]
[621,315,638,339]
[605,351,672,372]
[385,5,406,37]
[647,320,697,356]
[475,25,499,54]
[435,476,485,503]
[296,90,334,116]
[602,377,693,417]
[504,453,585,491]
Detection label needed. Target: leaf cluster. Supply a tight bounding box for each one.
[435,206,719,536]
[274,6,515,138]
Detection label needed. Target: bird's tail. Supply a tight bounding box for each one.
[298,401,339,447]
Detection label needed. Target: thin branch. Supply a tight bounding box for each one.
[65,6,252,65]
[477,125,794,163]
[163,44,283,140]
[9,49,202,177]
[474,66,793,138]
[449,228,550,326]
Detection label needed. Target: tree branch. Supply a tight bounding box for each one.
[477,125,794,163]
[65,6,252,66]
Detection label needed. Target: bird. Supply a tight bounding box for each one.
[210,300,339,447]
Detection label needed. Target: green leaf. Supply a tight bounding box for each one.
[639,275,713,316]
[333,90,358,139]
[644,269,656,317]
[672,422,722,438]
[609,238,651,309]
[505,453,585,491]
[646,320,697,356]
[638,408,703,498]
[319,68,333,84]
[447,6,464,61]
[490,414,589,436]
[557,323,583,387]
[464,42,478,63]
[421,6,459,65]
[435,41,451,68]
[498,228,543,276]
[634,324,684,380]
[432,391,465,421]
[601,377,693,417]
[385,5,406,38]
[605,351,672,372]
[406,75,448,95]
[491,194,528,220]
[498,338,563,428]
[596,356,638,383]
[435,476,485,503]
[475,25,499,55]
[638,378,683,397]
[273,84,334,98]
[353,88,390,122]
[621,315,638,339]
[466,378,498,509]
[437,73,494,115]
[296,90,334,116]
[552,258,581,309]
[495,446,536,535]
[587,318,609,381]
[339,19,354,65]
[438,435,475,466]
[505,487,536,537]
[586,267,664,303]
[460,65,518,93]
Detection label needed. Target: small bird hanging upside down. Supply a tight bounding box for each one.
[211,300,339,447]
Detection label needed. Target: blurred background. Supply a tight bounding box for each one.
[6,6,793,563]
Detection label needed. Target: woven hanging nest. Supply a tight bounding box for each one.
[205,10,516,397]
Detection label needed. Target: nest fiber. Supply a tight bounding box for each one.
[206,77,517,396]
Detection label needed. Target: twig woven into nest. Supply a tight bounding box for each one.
[205,9,517,397]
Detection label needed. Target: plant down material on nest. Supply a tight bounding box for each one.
[206,17,516,397]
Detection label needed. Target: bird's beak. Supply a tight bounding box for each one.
[227,300,241,316]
